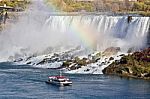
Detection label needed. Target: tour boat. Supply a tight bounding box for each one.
[45,72,72,86]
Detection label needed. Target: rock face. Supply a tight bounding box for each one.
[13,46,124,74]
[103,48,150,79]
[103,47,120,56]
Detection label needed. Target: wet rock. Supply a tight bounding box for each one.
[95,58,100,62]
[127,16,132,23]
[14,58,23,62]
[70,64,81,70]
[103,47,120,56]
[27,62,32,64]
[143,73,150,77]
[109,57,114,61]
[119,54,125,57]
[84,69,90,72]
[103,48,150,80]
[120,57,127,64]
[62,61,72,68]
[26,55,34,61]
[36,60,45,65]
[70,66,76,70]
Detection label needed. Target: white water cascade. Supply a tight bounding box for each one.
[45,16,150,52]
[0,15,149,61]
[0,0,149,61]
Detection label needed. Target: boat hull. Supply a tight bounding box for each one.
[45,81,72,86]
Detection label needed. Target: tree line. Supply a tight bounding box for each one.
[47,0,150,16]
[46,0,94,12]
[46,0,150,11]
[0,0,30,10]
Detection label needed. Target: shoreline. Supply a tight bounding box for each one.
[103,48,150,80]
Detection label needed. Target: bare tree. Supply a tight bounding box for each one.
[112,3,120,12]
[94,0,104,12]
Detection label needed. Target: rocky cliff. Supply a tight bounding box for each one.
[103,48,150,79]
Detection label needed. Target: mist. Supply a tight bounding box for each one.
[0,0,57,60]
[0,0,88,60]
[0,0,149,61]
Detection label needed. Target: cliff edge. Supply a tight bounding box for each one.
[103,48,150,79]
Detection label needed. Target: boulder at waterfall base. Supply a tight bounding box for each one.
[103,48,150,79]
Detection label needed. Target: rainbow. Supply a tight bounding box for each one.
[47,1,97,50]
[70,18,97,50]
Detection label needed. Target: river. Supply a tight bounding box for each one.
[0,62,150,99]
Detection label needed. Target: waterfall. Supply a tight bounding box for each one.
[45,16,150,52]
[0,13,149,61]
[0,0,149,60]
[0,0,149,73]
